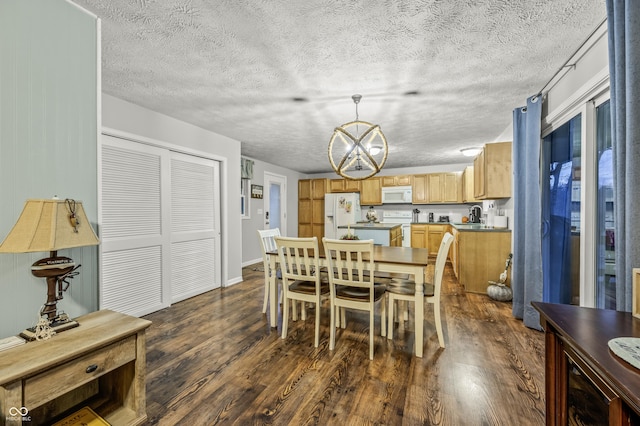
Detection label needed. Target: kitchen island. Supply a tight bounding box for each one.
[337,223,402,246]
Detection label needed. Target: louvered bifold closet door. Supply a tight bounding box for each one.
[170,152,221,303]
[100,135,170,316]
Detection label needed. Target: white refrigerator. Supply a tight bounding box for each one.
[324,193,361,239]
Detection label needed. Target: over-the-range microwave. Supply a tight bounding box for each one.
[381,185,412,204]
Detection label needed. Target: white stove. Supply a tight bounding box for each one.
[381,210,412,247]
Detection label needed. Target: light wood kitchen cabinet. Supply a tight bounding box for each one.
[412,174,428,204]
[298,178,327,242]
[329,178,361,193]
[390,226,402,246]
[462,166,479,203]
[381,175,412,187]
[458,229,511,293]
[360,177,382,205]
[427,172,462,203]
[411,224,447,256]
[450,227,459,278]
[473,141,512,199]
[411,224,427,249]
[427,224,447,256]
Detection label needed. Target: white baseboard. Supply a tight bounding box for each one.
[242,258,262,268]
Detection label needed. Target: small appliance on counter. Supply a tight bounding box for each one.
[428,212,434,223]
[438,215,449,223]
[412,209,420,223]
[469,205,482,223]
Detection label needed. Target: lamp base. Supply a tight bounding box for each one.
[20,313,79,341]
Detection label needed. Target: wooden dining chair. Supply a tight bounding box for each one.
[387,232,454,349]
[275,236,329,348]
[257,228,281,315]
[322,238,386,360]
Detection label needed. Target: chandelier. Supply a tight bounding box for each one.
[328,94,388,180]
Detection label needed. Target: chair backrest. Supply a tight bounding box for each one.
[258,228,281,266]
[323,238,376,299]
[275,236,321,289]
[432,232,454,300]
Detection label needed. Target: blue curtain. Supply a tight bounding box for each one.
[541,121,575,304]
[512,94,543,330]
[607,0,640,311]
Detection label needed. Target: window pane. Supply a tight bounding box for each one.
[596,100,615,309]
[542,113,581,305]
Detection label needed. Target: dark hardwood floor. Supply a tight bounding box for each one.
[141,263,546,425]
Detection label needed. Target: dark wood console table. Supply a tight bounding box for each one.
[533,302,640,425]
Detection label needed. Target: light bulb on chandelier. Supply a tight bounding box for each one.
[328,94,388,180]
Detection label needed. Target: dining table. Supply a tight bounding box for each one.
[266,245,431,357]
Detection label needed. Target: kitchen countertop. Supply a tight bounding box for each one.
[338,223,402,230]
[410,222,511,232]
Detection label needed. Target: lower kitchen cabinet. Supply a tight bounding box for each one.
[411,224,448,256]
[458,229,511,293]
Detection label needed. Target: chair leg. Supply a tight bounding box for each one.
[281,296,289,340]
[340,308,346,329]
[262,270,270,314]
[369,308,374,360]
[314,299,321,348]
[380,296,386,337]
[387,294,394,340]
[330,301,336,351]
[434,302,445,348]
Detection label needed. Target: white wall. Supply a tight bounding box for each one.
[0,0,99,338]
[101,94,244,286]
[241,157,307,266]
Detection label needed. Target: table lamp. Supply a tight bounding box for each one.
[0,198,99,339]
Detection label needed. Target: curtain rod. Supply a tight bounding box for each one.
[537,16,608,96]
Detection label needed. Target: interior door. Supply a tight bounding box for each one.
[170,151,222,303]
[264,172,287,235]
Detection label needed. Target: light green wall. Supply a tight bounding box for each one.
[0,0,99,338]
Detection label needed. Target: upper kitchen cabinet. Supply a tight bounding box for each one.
[298,178,327,241]
[412,174,428,204]
[428,172,462,203]
[413,173,461,204]
[381,175,412,187]
[360,177,382,205]
[329,178,361,193]
[473,141,512,199]
[462,166,479,203]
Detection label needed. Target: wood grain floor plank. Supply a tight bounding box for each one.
[141,262,546,425]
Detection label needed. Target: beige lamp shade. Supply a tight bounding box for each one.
[0,199,99,253]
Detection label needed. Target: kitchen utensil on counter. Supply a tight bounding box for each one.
[438,215,449,223]
[428,212,434,222]
[366,206,379,222]
[412,208,420,223]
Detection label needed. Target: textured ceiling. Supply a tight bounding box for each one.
[74,0,606,174]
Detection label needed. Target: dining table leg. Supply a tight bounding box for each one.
[414,266,425,358]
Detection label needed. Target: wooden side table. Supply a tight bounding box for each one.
[0,310,151,425]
